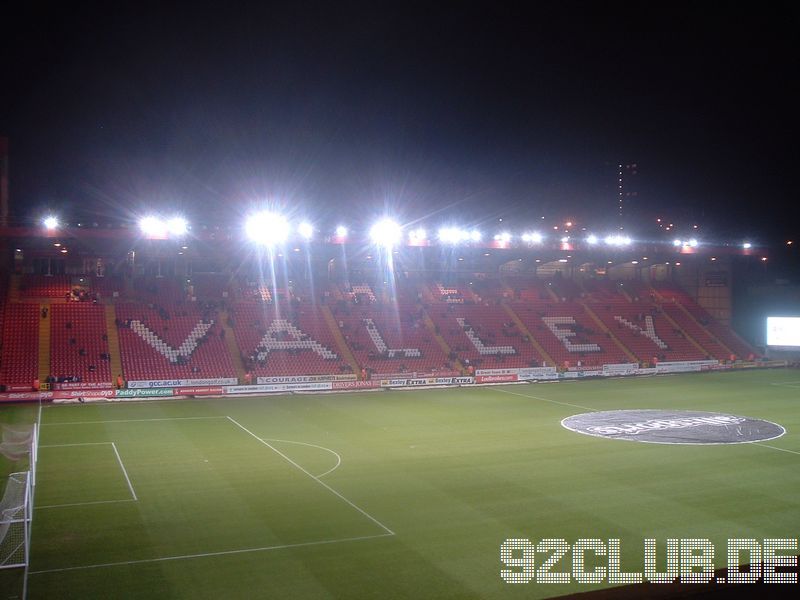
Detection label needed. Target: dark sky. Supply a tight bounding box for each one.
[1,2,798,242]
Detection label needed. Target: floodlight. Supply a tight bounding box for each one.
[298,222,314,239]
[499,232,511,242]
[469,229,482,242]
[335,225,348,238]
[673,239,682,246]
[43,216,59,230]
[689,238,699,247]
[369,219,402,247]
[139,216,167,236]
[605,234,632,246]
[167,217,188,236]
[246,212,290,246]
[742,242,752,249]
[560,236,569,243]
[408,227,427,241]
[438,227,461,243]
[586,234,598,245]
[522,232,543,243]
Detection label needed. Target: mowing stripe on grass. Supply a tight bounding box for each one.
[28,532,395,575]
[226,416,395,536]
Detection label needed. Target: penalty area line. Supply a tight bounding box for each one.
[37,499,137,510]
[28,532,395,575]
[226,416,395,535]
[41,416,228,426]
[111,442,138,501]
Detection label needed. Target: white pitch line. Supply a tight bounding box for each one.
[39,442,113,448]
[491,386,596,411]
[265,438,342,478]
[769,383,800,390]
[754,443,800,456]
[111,443,138,501]
[226,416,395,535]
[37,499,137,510]
[29,532,395,575]
[41,416,227,426]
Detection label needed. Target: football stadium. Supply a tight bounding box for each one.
[1,206,799,599]
[2,5,798,599]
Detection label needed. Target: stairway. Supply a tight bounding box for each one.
[104,305,124,385]
[421,308,464,372]
[501,301,555,366]
[545,284,561,302]
[321,305,361,375]
[219,309,246,382]
[659,309,709,357]
[37,304,51,384]
[8,274,20,302]
[674,302,734,357]
[580,302,639,364]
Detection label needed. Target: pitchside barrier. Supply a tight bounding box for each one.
[0,360,790,402]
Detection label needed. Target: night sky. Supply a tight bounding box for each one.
[2,3,798,243]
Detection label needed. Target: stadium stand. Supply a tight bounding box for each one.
[18,275,73,298]
[512,299,629,367]
[653,283,758,359]
[0,304,39,387]
[49,303,112,384]
[589,301,706,362]
[131,276,187,304]
[231,301,350,376]
[332,301,451,374]
[116,302,235,381]
[187,274,232,300]
[428,303,545,369]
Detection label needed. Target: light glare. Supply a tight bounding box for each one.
[167,217,188,236]
[139,216,167,237]
[298,222,314,239]
[246,212,289,246]
[370,219,402,247]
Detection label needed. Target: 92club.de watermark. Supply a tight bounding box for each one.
[500,538,798,584]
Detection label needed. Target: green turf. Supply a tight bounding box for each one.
[1,369,799,598]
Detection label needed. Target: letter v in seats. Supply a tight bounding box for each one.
[130,320,214,363]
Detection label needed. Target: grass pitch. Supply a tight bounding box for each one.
[2,369,799,598]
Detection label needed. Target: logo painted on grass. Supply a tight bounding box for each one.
[561,409,785,445]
